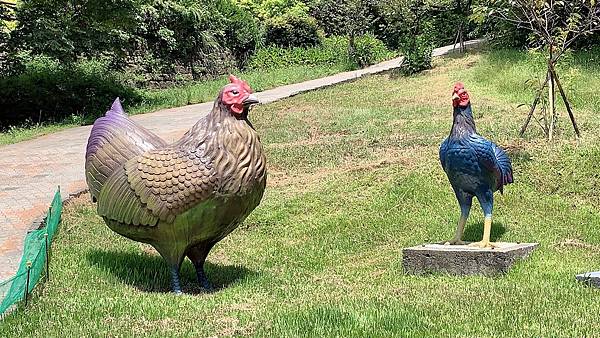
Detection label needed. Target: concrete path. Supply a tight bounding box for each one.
[0,40,482,281]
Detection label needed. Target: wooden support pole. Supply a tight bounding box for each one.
[549,65,581,139]
[520,75,550,137]
[548,68,556,141]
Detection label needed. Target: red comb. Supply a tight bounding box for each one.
[453,82,465,93]
[229,74,253,93]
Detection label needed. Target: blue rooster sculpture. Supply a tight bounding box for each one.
[439,83,513,248]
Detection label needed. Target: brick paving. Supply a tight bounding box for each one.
[0,40,482,281]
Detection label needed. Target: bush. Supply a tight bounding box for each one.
[249,36,345,69]
[350,33,396,68]
[0,55,141,128]
[217,0,263,68]
[249,35,395,70]
[265,13,322,47]
[400,35,433,75]
[309,0,382,37]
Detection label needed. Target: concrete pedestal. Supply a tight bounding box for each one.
[576,271,600,288]
[403,242,538,276]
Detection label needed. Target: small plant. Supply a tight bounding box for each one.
[474,0,600,140]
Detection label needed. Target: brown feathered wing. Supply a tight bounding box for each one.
[85,98,167,201]
[97,148,218,226]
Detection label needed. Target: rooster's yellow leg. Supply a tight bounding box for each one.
[445,215,467,245]
[468,216,497,248]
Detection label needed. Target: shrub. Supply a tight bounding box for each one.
[217,0,263,68]
[265,13,322,47]
[249,35,395,70]
[400,35,433,75]
[309,0,382,37]
[350,33,396,68]
[256,0,309,19]
[0,55,141,128]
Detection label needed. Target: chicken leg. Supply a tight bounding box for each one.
[445,190,472,245]
[468,194,496,248]
[170,266,183,295]
[468,216,496,248]
[187,242,216,291]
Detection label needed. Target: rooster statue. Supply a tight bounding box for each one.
[439,83,513,248]
[85,75,266,293]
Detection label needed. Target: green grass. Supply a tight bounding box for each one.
[0,64,349,146]
[0,122,80,145]
[1,49,600,336]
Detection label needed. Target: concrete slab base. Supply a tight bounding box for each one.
[576,271,600,288]
[402,242,538,276]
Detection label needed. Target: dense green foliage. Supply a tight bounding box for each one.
[2,50,600,336]
[3,0,597,129]
[0,0,404,129]
[0,56,142,126]
[248,35,396,70]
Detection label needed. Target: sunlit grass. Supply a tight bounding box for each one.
[1,49,599,337]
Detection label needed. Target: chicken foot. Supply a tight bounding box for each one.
[444,215,467,245]
[468,216,497,248]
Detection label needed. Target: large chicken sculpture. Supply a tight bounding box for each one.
[439,83,513,248]
[85,75,266,293]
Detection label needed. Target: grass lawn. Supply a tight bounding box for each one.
[0,64,349,146]
[1,49,599,337]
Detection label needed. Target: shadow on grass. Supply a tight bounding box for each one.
[463,221,506,242]
[86,249,256,294]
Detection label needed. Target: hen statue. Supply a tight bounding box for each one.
[85,75,266,294]
[439,83,513,248]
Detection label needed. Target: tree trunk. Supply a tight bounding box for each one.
[348,31,356,66]
[547,46,556,141]
[547,67,555,141]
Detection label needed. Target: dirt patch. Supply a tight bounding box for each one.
[267,129,352,149]
[555,238,600,251]
[267,145,423,189]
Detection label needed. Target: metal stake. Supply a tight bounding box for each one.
[45,233,50,281]
[24,260,32,307]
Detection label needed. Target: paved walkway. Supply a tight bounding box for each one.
[0,40,482,281]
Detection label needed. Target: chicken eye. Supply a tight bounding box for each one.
[231,90,239,95]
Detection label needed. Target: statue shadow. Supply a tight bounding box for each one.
[86,249,256,294]
[462,221,507,242]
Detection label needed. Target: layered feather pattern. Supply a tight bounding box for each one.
[85,98,167,201]
[439,103,513,196]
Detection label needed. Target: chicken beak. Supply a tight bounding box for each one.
[452,93,460,101]
[243,94,260,106]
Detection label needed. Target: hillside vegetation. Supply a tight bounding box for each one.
[1,49,599,337]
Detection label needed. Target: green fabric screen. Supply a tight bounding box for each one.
[0,188,62,316]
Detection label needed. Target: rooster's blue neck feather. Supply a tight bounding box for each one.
[450,104,476,139]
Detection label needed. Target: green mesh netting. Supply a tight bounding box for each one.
[0,188,62,315]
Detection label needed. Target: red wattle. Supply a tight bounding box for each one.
[231,103,244,115]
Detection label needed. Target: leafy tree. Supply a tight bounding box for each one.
[10,0,139,66]
[309,0,382,65]
[217,0,262,68]
[474,0,600,140]
[136,0,225,79]
[0,1,13,73]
